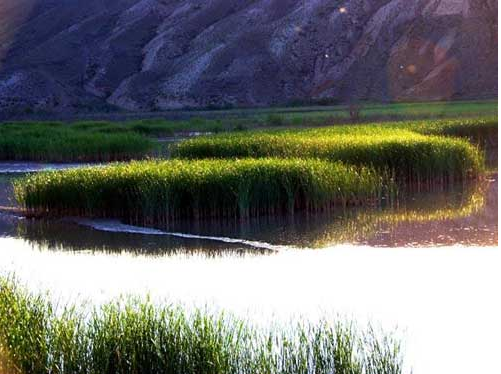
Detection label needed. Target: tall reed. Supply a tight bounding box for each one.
[0,122,153,162]
[0,278,404,374]
[14,159,383,225]
[404,117,498,147]
[11,175,487,251]
[172,129,484,185]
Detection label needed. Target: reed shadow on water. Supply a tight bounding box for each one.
[1,172,496,253]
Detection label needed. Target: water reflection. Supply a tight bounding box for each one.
[0,173,496,253]
[0,173,18,207]
[172,177,495,248]
[12,218,274,256]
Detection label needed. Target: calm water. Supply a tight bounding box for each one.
[0,161,499,374]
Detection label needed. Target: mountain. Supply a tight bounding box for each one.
[0,0,497,114]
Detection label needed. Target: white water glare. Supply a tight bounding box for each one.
[0,236,499,374]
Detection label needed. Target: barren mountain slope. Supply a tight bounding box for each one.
[0,0,497,113]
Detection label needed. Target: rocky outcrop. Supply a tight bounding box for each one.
[0,0,497,114]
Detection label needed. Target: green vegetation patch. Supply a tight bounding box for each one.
[14,159,382,223]
[172,127,484,184]
[1,112,495,162]
[400,117,498,147]
[14,178,487,251]
[0,278,404,374]
[70,117,226,136]
[0,122,153,162]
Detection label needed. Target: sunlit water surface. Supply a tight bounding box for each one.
[0,162,499,374]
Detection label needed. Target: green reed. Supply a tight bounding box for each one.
[397,116,497,135]
[400,117,498,147]
[171,127,484,184]
[14,159,383,224]
[0,278,404,374]
[13,174,488,251]
[0,122,153,162]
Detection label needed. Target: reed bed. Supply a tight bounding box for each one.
[398,117,498,136]
[12,175,487,251]
[1,115,494,162]
[291,117,497,137]
[14,159,383,224]
[0,278,403,374]
[0,122,153,162]
[403,117,498,147]
[171,129,484,184]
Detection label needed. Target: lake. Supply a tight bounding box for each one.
[0,162,498,374]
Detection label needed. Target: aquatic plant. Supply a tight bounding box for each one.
[171,128,484,184]
[0,122,153,162]
[404,117,498,147]
[14,176,489,251]
[14,159,383,224]
[0,278,404,374]
[1,112,495,163]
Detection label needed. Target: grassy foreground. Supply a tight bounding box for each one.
[0,278,403,374]
[14,159,383,223]
[172,128,484,184]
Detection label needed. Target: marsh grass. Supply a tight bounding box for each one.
[171,127,485,185]
[14,159,383,225]
[8,118,492,223]
[12,175,487,251]
[0,122,153,162]
[1,114,495,163]
[402,117,498,147]
[0,278,404,374]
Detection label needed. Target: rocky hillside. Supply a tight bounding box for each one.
[0,0,497,114]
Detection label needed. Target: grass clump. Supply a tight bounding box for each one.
[402,117,498,146]
[172,128,484,185]
[14,159,383,224]
[0,122,153,162]
[0,277,404,374]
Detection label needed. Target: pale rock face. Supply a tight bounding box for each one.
[434,28,457,64]
[434,0,469,16]
[0,0,497,114]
